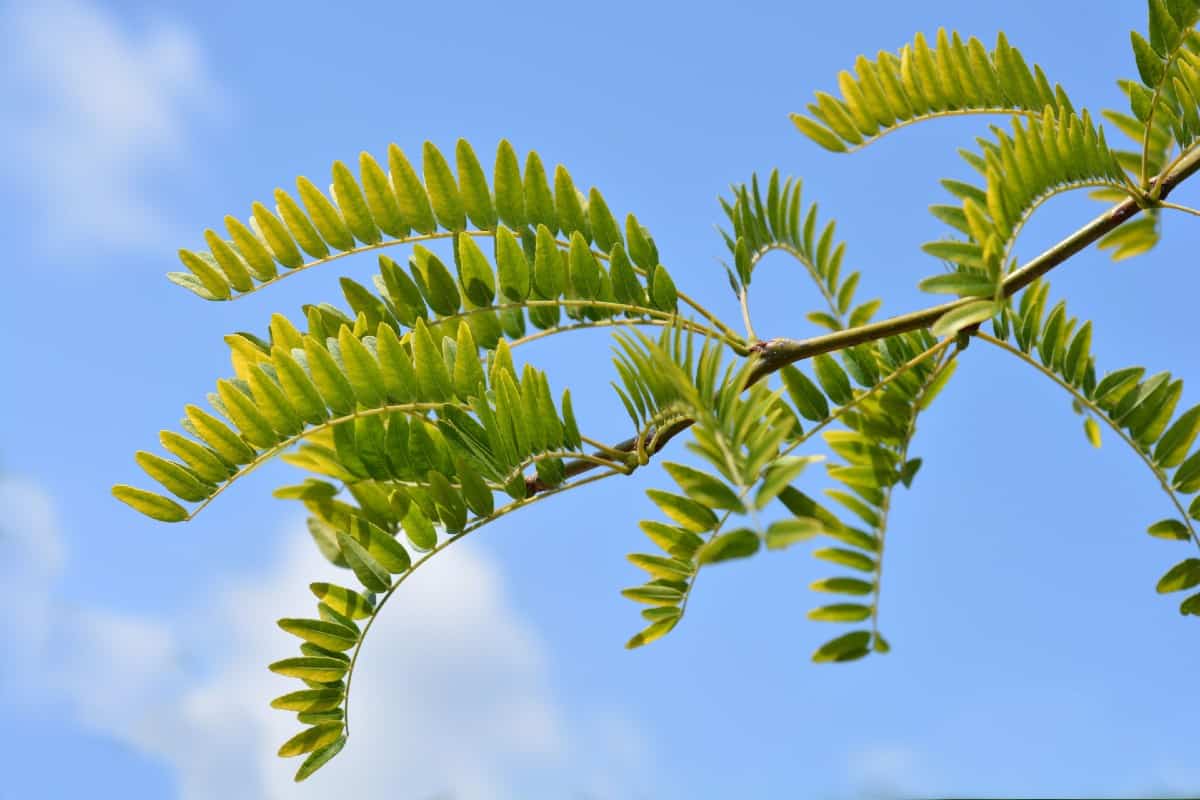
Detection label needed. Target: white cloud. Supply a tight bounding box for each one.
[0,0,225,250]
[1,473,654,798]
[54,535,575,799]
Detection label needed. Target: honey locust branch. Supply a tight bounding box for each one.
[527,145,1200,496]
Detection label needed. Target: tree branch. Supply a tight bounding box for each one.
[527,145,1200,496]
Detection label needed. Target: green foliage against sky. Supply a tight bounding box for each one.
[114,2,1200,782]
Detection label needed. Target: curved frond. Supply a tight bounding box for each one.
[920,109,1130,301]
[717,172,881,332]
[792,29,1074,153]
[113,318,591,522]
[977,281,1200,616]
[265,466,617,781]
[165,139,718,322]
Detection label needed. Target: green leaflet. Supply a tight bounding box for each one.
[1156,559,1200,593]
[1155,404,1200,468]
[523,151,557,233]
[1147,519,1191,541]
[251,202,304,268]
[268,657,347,683]
[650,265,678,312]
[456,234,497,307]
[271,688,344,713]
[245,365,304,437]
[811,576,874,595]
[628,553,693,581]
[271,347,329,424]
[331,160,380,245]
[304,338,356,415]
[813,547,877,572]
[278,618,359,652]
[350,517,412,573]
[639,520,704,560]
[423,141,465,231]
[646,489,719,533]
[388,144,436,235]
[296,176,355,252]
[410,246,461,315]
[134,451,212,502]
[294,736,346,782]
[204,230,254,292]
[495,227,531,301]
[336,327,386,408]
[158,431,233,483]
[185,405,256,465]
[662,462,745,512]
[554,165,589,239]
[402,504,438,551]
[697,528,761,564]
[494,140,525,228]
[782,366,830,421]
[358,151,406,238]
[533,224,565,298]
[765,517,824,550]
[918,271,996,297]
[224,215,277,280]
[112,485,188,522]
[621,584,684,606]
[813,354,853,405]
[310,583,375,620]
[589,189,622,252]
[931,300,997,338]
[411,319,454,402]
[455,139,497,230]
[625,616,681,650]
[568,233,601,300]
[278,723,344,758]
[337,532,391,592]
[808,603,873,622]
[812,630,872,663]
[756,455,820,510]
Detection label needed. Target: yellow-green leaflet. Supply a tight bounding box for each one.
[112,485,188,522]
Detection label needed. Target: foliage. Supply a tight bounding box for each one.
[113,5,1200,781]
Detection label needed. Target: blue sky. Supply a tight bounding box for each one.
[1,0,1198,797]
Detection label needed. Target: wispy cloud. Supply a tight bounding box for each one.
[1,474,655,798]
[0,0,225,250]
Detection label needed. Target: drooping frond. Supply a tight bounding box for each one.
[261,458,616,781]
[920,108,1130,306]
[112,318,587,522]
[716,196,963,661]
[978,281,1200,617]
[717,171,881,331]
[791,29,1074,153]
[778,331,956,661]
[613,328,824,646]
[614,324,957,654]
